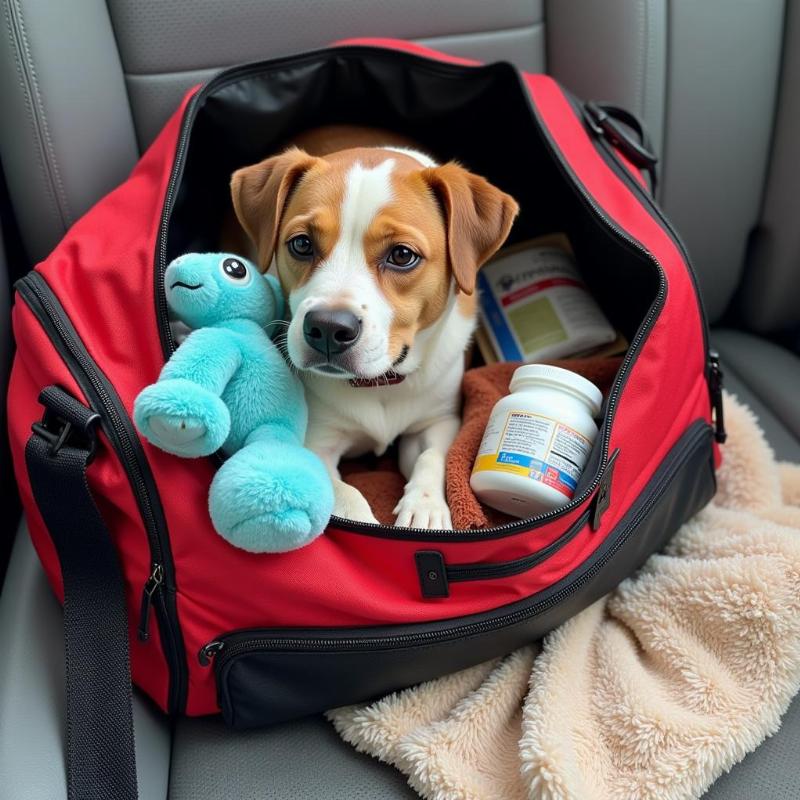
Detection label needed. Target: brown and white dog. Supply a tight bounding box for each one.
[230,126,518,528]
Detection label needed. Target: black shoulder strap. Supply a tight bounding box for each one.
[25,386,139,800]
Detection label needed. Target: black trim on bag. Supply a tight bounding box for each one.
[15,272,189,715]
[201,421,714,728]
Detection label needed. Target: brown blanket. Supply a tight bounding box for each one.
[341,358,621,529]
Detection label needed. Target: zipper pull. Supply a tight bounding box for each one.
[199,640,225,666]
[708,351,727,444]
[415,551,449,599]
[590,448,619,531]
[138,563,164,642]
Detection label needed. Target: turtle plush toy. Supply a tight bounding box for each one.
[134,252,333,553]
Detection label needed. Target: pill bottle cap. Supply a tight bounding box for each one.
[510,364,603,416]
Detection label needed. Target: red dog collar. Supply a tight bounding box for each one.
[349,371,406,388]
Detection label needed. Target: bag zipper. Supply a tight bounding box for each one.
[416,509,591,598]
[154,46,668,540]
[15,271,188,714]
[569,92,711,362]
[138,562,164,641]
[449,510,590,581]
[576,116,727,442]
[199,420,712,667]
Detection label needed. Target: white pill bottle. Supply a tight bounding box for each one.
[470,364,603,518]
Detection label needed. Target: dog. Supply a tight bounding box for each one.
[230,126,518,528]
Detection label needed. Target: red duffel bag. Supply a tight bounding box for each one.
[7,38,724,798]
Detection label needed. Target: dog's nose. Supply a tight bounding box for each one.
[303,308,362,356]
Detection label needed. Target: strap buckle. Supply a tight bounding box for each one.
[31,386,100,461]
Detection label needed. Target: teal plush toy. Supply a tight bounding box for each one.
[133,253,333,553]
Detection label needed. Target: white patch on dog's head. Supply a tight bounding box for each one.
[329,158,396,274]
[381,146,437,168]
[286,159,397,378]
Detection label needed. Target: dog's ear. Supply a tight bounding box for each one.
[231,147,321,272]
[421,163,519,295]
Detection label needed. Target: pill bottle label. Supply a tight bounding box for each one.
[473,410,592,497]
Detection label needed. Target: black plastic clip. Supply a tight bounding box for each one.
[415,551,449,599]
[31,386,100,461]
[590,448,620,531]
[708,351,727,444]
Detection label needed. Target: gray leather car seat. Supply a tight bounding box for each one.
[1,1,798,798]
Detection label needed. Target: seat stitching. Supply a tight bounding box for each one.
[642,0,653,123]
[634,0,646,119]
[644,0,658,140]
[420,19,544,41]
[9,0,73,229]
[2,0,65,232]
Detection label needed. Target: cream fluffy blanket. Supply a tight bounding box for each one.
[329,395,800,800]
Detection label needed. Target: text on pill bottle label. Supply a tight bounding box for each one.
[472,410,592,497]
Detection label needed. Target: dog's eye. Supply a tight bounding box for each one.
[287,235,314,259]
[386,245,421,270]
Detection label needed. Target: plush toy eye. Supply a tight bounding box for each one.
[385,245,421,271]
[287,234,314,259]
[219,256,250,283]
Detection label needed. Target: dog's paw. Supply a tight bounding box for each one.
[393,488,452,530]
[334,481,380,525]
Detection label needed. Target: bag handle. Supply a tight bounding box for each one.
[584,101,659,195]
[26,386,139,800]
